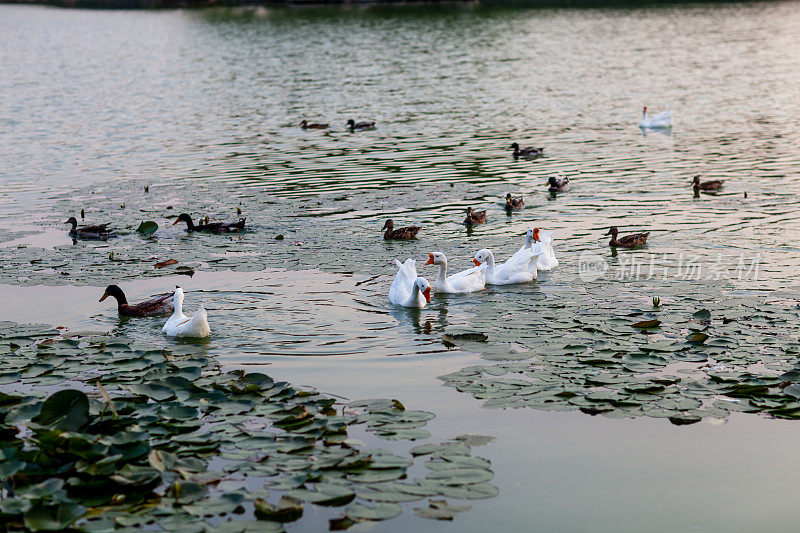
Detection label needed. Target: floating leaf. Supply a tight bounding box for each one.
[631,319,661,329]
[136,221,159,237]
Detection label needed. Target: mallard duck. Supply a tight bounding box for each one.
[510,143,544,159]
[389,259,432,308]
[424,252,486,294]
[548,176,570,192]
[99,285,174,317]
[463,207,487,225]
[162,287,210,338]
[65,217,116,240]
[382,219,420,240]
[173,213,245,234]
[505,193,525,211]
[347,119,375,132]
[607,226,649,248]
[300,120,329,130]
[692,175,724,191]
[639,106,673,129]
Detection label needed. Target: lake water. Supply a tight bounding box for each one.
[2,1,800,530]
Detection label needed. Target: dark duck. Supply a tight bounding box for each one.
[99,285,174,317]
[173,213,246,234]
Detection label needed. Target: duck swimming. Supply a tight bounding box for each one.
[389,259,432,308]
[347,119,376,132]
[505,193,525,211]
[300,120,329,130]
[425,252,486,294]
[606,226,649,248]
[548,176,570,193]
[99,285,174,317]
[510,143,544,160]
[65,217,116,240]
[692,175,724,191]
[173,213,246,234]
[162,286,210,338]
[382,219,420,240]
[463,207,487,225]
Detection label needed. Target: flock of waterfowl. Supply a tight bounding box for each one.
[79,105,706,331]
[388,227,560,308]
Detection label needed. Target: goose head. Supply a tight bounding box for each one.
[65,216,78,230]
[642,106,648,119]
[346,119,355,129]
[548,177,559,187]
[425,252,447,267]
[473,249,494,267]
[414,278,432,303]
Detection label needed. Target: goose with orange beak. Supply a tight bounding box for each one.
[424,252,486,294]
[474,242,543,285]
[389,258,433,308]
[512,227,559,271]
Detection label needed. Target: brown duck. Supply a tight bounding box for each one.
[99,285,174,317]
[606,227,649,248]
[300,120,329,130]
[173,213,246,234]
[464,207,487,225]
[65,217,117,240]
[692,175,724,191]
[510,143,544,159]
[505,193,525,211]
[382,219,420,240]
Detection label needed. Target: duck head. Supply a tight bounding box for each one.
[300,120,308,128]
[691,175,701,186]
[173,213,195,229]
[465,207,473,216]
[99,284,127,305]
[414,278,432,303]
[381,219,394,231]
[606,226,619,237]
[65,216,78,230]
[510,142,520,150]
[346,119,355,129]
[548,177,559,187]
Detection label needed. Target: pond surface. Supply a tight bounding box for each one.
[3,1,800,530]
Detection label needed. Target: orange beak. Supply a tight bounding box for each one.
[473,258,481,266]
[533,228,541,242]
[424,253,434,266]
[422,287,432,303]
[172,218,179,225]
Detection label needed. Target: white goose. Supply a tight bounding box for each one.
[638,106,673,129]
[473,244,542,285]
[389,259,432,308]
[511,228,559,271]
[162,287,210,338]
[424,252,486,294]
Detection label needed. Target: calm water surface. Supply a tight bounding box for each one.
[2,2,800,531]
